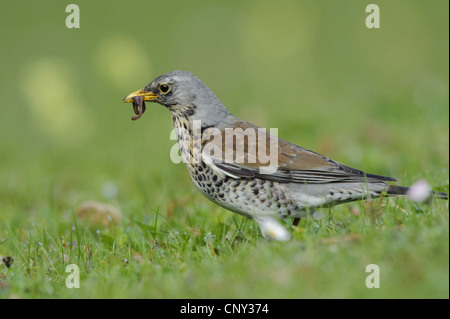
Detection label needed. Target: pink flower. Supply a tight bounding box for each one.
[406,179,432,203]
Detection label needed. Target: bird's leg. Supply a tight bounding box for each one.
[293,218,301,227]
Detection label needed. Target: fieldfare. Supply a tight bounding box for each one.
[123,71,448,241]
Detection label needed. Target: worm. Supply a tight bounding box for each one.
[131,95,146,121]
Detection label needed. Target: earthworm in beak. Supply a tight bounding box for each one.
[131,95,146,121]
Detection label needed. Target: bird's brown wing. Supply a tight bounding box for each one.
[202,120,396,184]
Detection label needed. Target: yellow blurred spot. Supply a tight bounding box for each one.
[20,58,91,143]
[240,0,317,76]
[95,35,152,88]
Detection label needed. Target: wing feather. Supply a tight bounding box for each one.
[202,120,396,184]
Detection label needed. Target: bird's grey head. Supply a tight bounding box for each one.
[124,70,232,126]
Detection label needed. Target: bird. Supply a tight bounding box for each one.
[123,70,448,241]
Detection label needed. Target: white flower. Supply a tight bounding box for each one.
[256,217,291,241]
[102,181,119,199]
[406,179,432,203]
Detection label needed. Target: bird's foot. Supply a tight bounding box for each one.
[292,218,301,227]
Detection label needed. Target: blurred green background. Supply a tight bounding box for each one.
[0,0,448,201]
[0,0,448,298]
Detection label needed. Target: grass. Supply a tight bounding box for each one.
[0,0,448,299]
[0,151,448,298]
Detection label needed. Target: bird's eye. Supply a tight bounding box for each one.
[159,83,171,94]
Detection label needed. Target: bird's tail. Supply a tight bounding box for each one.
[386,185,448,200]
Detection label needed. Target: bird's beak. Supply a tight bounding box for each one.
[123,89,158,103]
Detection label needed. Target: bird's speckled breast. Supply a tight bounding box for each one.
[172,115,301,219]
